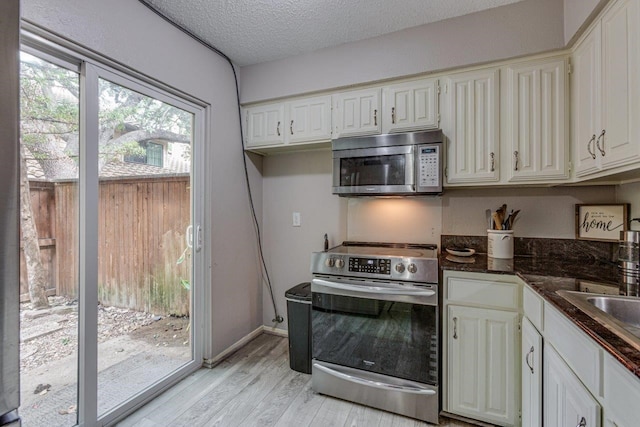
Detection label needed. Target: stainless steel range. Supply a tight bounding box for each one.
[310,241,440,424]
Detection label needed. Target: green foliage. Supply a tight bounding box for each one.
[20,52,193,167]
[176,247,191,291]
[20,53,80,145]
[99,79,192,139]
[112,140,146,157]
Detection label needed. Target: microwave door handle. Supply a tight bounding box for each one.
[311,278,435,297]
[313,363,436,395]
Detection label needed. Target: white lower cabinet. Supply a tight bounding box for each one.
[544,344,601,427]
[443,272,520,427]
[447,305,519,426]
[603,352,640,427]
[521,317,542,427]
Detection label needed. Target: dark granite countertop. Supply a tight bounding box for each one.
[440,253,640,380]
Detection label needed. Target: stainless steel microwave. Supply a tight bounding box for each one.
[332,130,443,196]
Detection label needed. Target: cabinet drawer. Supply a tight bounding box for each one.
[523,285,544,331]
[447,277,519,310]
[544,303,602,397]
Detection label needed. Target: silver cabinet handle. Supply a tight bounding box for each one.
[277,121,281,136]
[525,346,534,374]
[490,152,495,172]
[577,416,586,427]
[391,107,396,124]
[290,120,294,135]
[514,151,519,171]
[453,317,458,339]
[596,129,606,156]
[374,109,378,126]
[587,134,596,159]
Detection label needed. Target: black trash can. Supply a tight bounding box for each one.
[285,282,312,374]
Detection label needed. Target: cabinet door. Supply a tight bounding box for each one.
[572,24,602,177]
[544,345,601,427]
[603,352,640,427]
[506,58,569,182]
[245,103,285,148]
[600,0,640,170]
[442,68,500,184]
[447,305,518,426]
[287,95,332,144]
[332,88,381,138]
[521,317,542,427]
[382,78,439,133]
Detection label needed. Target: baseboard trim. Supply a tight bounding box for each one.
[202,326,264,368]
[262,325,288,337]
[202,325,289,368]
[440,411,495,427]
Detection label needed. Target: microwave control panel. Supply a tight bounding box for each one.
[416,143,442,193]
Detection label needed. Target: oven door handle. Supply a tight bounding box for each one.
[312,278,435,297]
[313,363,436,395]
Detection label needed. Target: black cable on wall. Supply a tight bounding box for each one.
[137,0,283,324]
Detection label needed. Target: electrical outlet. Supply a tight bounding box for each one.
[292,212,301,227]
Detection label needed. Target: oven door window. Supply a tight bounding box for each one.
[339,155,405,186]
[312,292,437,385]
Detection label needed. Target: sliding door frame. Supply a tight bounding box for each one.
[21,26,208,427]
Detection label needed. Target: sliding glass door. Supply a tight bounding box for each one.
[19,40,205,427]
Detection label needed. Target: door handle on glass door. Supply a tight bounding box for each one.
[195,225,202,252]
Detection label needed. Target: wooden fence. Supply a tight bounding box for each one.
[21,176,191,315]
[19,181,57,300]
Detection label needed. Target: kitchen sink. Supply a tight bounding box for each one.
[556,290,640,351]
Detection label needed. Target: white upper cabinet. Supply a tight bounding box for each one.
[572,0,640,177]
[245,103,285,148]
[442,68,500,184]
[572,26,601,176]
[332,88,381,138]
[381,78,439,134]
[244,95,332,151]
[600,0,640,169]
[287,95,332,144]
[505,57,569,182]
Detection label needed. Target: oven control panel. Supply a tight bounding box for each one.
[348,257,391,275]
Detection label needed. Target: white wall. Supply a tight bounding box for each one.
[616,181,640,227]
[261,150,347,326]
[564,0,609,44]
[22,0,263,358]
[239,0,564,104]
[347,198,442,244]
[442,186,617,238]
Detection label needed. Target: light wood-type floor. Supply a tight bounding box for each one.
[116,334,479,427]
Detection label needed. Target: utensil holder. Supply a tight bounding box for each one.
[487,229,514,259]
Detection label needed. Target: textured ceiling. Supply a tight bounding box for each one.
[143,0,525,66]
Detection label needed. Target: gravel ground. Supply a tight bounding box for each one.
[20,296,190,372]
